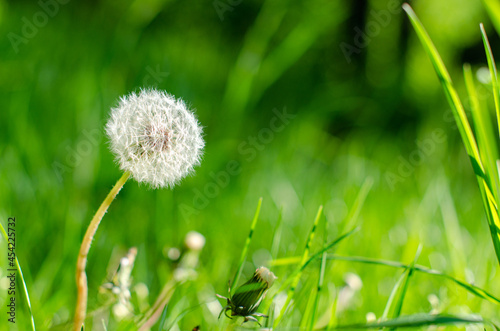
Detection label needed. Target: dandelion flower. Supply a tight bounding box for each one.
[106,88,204,188]
[74,88,204,331]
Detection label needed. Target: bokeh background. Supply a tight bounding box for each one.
[1,0,499,329]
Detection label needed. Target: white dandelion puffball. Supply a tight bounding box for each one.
[106,89,204,188]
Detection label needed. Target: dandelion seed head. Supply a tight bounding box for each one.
[106,89,204,188]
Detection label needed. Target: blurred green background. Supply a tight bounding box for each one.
[0,0,499,329]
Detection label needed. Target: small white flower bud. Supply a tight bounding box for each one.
[344,272,362,291]
[185,231,206,251]
[366,312,376,322]
[255,266,277,288]
[106,89,204,188]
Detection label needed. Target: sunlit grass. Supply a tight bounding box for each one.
[404,2,500,267]
[2,0,500,330]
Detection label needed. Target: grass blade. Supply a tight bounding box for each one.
[342,177,373,233]
[403,3,500,266]
[479,24,500,264]
[273,205,323,328]
[380,270,407,321]
[328,255,500,305]
[480,24,500,142]
[482,183,500,265]
[267,227,359,327]
[272,254,500,305]
[328,289,340,329]
[391,245,422,319]
[271,206,284,259]
[308,217,329,331]
[402,4,484,176]
[231,197,263,293]
[300,281,317,330]
[0,220,36,331]
[157,303,168,331]
[331,313,487,329]
[273,228,359,293]
[464,64,500,199]
[271,227,358,270]
[301,228,359,273]
[378,245,422,328]
[482,0,500,36]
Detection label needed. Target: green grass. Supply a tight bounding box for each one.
[230,197,263,296]
[1,0,500,330]
[333,313,495,330]
[403,2,500,267]
[0,221,35,331]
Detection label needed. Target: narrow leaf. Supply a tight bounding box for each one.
[332,313,486,329]
[231,197,263,293]
[402,3,484,178]
[0,221,36,331]
[274,205,323,327]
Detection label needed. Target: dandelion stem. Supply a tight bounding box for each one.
[73,171,130,331]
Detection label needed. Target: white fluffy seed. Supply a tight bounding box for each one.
[106,89,204,188]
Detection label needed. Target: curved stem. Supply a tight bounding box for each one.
[73,171,130,331]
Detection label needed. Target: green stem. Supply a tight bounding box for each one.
[73,171,130,331]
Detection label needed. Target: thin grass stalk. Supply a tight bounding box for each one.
[230,197,262,294]
[264,227,357,329]
[482,0,500,36]
[265,302,275,328]
[74,171,130,331]
[308,214,329,331]
[436,177,467,279]
[381,270,407,322]
[137,277,177,330]
[274,254,500,305]
[480,24,500,142]
[464,64,500,200]
[478,26,500,262]
[478,160,500,261]
[392,245,422,320]
[329,313,492,330]
[0,222,36,331]
[157,304,169,331]
[14,256,35,330]
[274,228,359,292]
[260,207,282,319]
[327,291,339,329]
[271,206,284,259]
[270,253,500,305]
[377,246,422,331]
[403,3,500,266]
[273,205,323,328]
[300,282,318,330]
[342,177,373,233]
[402,4,484,175]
